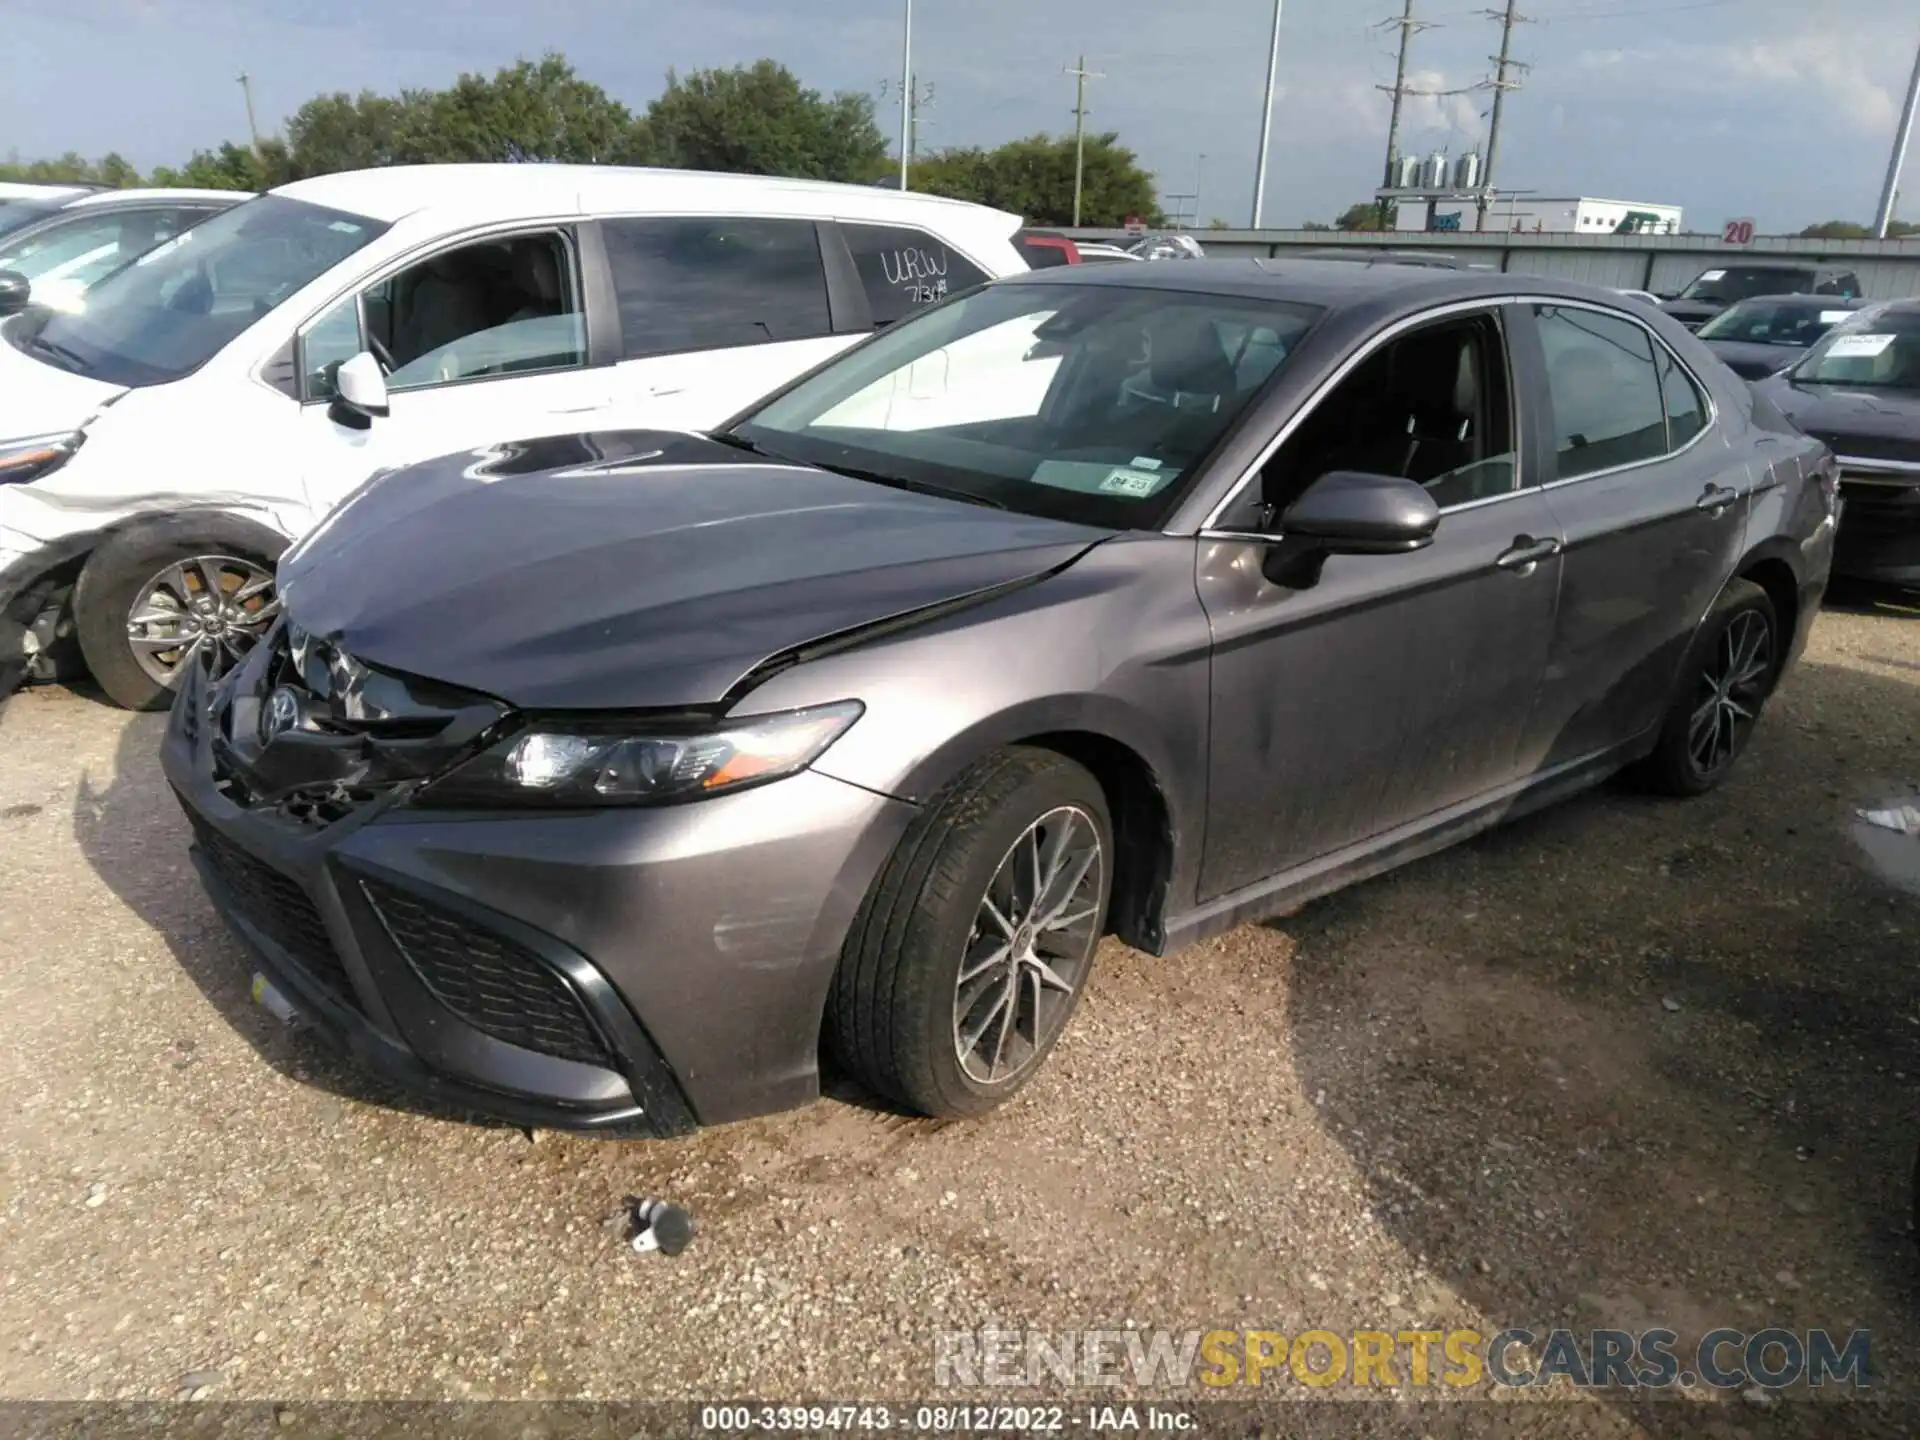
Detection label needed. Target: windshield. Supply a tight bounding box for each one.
[1698,299,1854,347]
[1678,267,1814,305]
[10,195,387,388]
[733,281,1321,529]
[1791,310,1920,390]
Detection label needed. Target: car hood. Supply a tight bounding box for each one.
[1704,338,1802,380]
[278,430,1111,711]
[0,324,125,437]
[1755,376,1920,456]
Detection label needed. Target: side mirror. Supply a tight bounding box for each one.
[1259,470,1440,589]
[327,351,390,431]
[0,272,30,317]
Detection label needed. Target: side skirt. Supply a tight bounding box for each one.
[1156,731,1655,955]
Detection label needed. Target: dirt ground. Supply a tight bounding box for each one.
[2,589,1918,1438]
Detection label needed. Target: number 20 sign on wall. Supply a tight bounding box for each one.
[1721,217,1757,247]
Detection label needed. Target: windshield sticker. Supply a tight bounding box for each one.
[1129,456,1164,470]
[1820,311,1854,324]
[1825,333,1895,358]
[1099,468,1168,497]
[1697,269,1727,282]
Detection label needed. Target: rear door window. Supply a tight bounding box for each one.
[1534,305,1668,478]
[601,217,831,358]
[842,222,991,326]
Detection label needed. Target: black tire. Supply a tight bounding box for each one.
[73,515,288,711]
[1633,577,1779,798]
[827,746,1114,1119]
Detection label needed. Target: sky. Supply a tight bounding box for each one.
[6,0,1920,232]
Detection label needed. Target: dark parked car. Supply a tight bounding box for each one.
[1755,299,1920,587]
[1697,294,1867,379]
[1660,263,1861,331]
[164,262,1834,1135]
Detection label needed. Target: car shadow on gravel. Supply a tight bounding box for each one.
[71,711,518,1133]
[1279,655,1920,1438]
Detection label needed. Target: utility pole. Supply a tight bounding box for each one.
[899,0,914,189]
[1065,55,1104,228]
[237,72,263,159]
[1375,0,1435,191]
[1195,153,1207,228]
[1252,0,1284,228]
[1475,0,1531,232]
[1875,32,1920,238]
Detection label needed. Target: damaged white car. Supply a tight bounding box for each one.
[0,164,1026,707]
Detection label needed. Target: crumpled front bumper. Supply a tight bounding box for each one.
[161,658,919,1132]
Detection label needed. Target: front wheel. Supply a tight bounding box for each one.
[1634,577,1778,797]
[73,518,287,710]
[827,747,1113,1119]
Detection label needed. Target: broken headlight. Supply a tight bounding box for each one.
[419,701,863,808]
[0,431,83,485]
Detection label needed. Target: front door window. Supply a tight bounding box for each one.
[303,231,585,400]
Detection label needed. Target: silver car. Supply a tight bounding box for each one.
[164,260,1836,1135]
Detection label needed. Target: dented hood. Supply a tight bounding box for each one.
[278,431,1109,711]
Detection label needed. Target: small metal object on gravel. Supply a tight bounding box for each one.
[626,1196,694,1257]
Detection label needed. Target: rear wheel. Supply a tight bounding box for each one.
[1634,578,1778,797]
[827,747,1112,1119]
[73,518,287,710]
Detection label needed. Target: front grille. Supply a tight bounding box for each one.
[187,812,362,1013]
[359,880,613,1068]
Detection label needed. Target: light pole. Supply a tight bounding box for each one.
[1252,0,1283,228]
[1875,32,1920,238]
[899,0,914,189]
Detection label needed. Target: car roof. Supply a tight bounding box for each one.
[998,256,1633,311]
[61,187,250,210]
[270,164,1022,232]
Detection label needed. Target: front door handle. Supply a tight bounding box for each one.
[1695,483,1739,515]
[1495,535,1562,574]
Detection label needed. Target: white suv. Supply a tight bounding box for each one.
[0,164,1025,707]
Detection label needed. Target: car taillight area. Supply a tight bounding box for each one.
[1013,229,1081,269]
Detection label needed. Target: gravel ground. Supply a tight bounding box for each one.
[2,591,1918,1437]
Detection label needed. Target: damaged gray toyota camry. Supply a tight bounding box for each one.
[163,260,1835,1136]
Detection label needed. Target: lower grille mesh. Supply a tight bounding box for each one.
[187,813,362,1013]
[360,880,613,1068]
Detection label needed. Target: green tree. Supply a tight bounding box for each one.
[150,139,295,191]
[428,56,642,164]
[1800,220,1870,239]
[913,133,1159,227]
[641,60,886,180]
[1335,200,1391,231]
[0,150,144,186]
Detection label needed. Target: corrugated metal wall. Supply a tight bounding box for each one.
[1066,230,1920,299]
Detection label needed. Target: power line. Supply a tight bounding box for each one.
[1475,0,1531,231]
[1064,55,1104,228]
[1375,0,1438,190]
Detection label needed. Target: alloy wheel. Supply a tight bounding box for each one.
[125,555,279,687]
[953,805,1105,1086]
[1687,609,1773,778]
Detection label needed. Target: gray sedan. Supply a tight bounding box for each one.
[163,261,1836,1135]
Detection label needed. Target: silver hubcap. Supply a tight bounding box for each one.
[954,805,1105,1086]
[126,555,279,687]
[1688,609,1772,776]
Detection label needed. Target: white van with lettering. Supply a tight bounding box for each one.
[0,164,1024,707]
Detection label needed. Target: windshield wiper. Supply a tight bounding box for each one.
[709,431,778,460]
[25,334,90,375]
[810,459,1010,511]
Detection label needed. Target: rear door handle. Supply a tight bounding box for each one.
[1695,483,1739,515]
[1495,535,1562,574]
